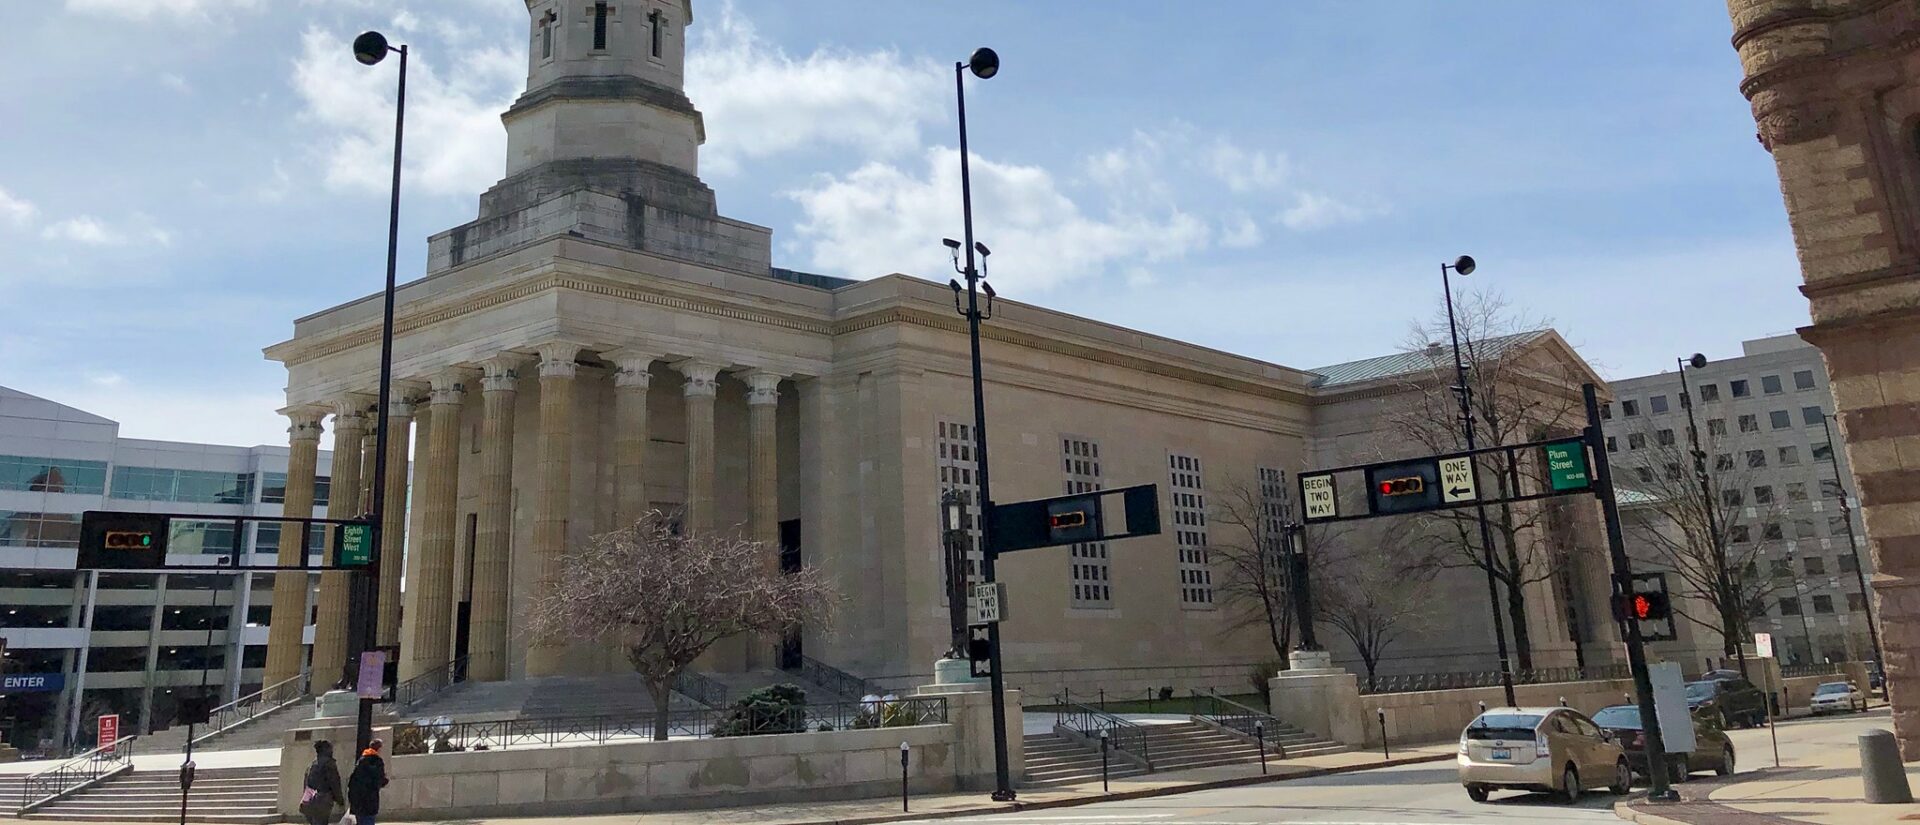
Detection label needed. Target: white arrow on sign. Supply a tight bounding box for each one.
[1438,456,1478,504]
[1301,474,1338,520]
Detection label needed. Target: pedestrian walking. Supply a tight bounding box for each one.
[297,740,344,825]
[346,738,389,825]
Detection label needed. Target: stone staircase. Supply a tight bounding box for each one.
[138,700,316,756]
[1022,720,1348,787]
[402,673,703,721]
[20,766,278,824]
[703,669,867,704]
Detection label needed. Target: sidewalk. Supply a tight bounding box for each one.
[1617,710,1920,825]
[6,741,1454,825]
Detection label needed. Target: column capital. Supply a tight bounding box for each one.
[674,358,725,398]
[607,349,659,389]
[535,341,583,379]
[479,353,530,393]
[280,406,327,442]
[386,380,428,419]
[330,394,374,427]
[743,370,784,406]
[429,367,477,406]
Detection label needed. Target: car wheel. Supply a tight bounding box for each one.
[1668,753,1690,784]
[1467,784,1489,803]
[1610,758,1632,794]
[1717,745,1735,777]
[1560,765,1582,804]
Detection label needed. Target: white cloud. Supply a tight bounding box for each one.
[291,26,522,198]
[54,382,292,448]
[0,188,34,227]
[1220,213,1264,249]
[1279,191,1380,231]
[1203,139,1289,193]
[39,215,172,247]
[687,2,944,177]
[65,0,259,19]
[788,146,1210,291]
[159,73,192,93]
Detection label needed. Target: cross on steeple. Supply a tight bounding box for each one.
[539,9,558,59]
[591,2,613,51]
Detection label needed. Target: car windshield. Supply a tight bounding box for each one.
[1464,713,1542,740]
[1591,705,1642,728]
[1814,683,1851,695]
[1685,681,1717,700]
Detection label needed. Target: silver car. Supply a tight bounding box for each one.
[1459,707,1631,803]
[1808,681,1867,715]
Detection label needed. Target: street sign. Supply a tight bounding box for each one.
[335,522,374,567]
[356,651,387,699]
[966,624,993,678]
[77,511,168,570]
[1438,456,1478,504]
[1365,460,1442,515]
[1649,662,1696,754]
[0,673,64,693]
[1754,632,1774,659]
[97,714,119,754]
[1544,439,1592,492]
[970,582,1005,624]
[1300,474,1338,521]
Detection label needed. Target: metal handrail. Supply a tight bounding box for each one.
[388,656,467,709]
[18,735,137,814]
[191,671,308,748]
[1358,663,1632,695]
[1781,662,1842,679]
[388,697,949,753]
[672,669,731,709]
[1190,689,1288,756]
[794,655,877,701]
[1054,691,1149,768]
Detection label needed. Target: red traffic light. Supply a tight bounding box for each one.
[1632,594,1653,620]
[1377,477,1425,496]
[1049,511,1087,530]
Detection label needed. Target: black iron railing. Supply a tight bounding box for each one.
[1358,663,1631,695]
[18,735,137,814]
[1190,689,1287,756]
[388,696,948,753]
[192,671,307,749]
[1781,662,1843,679]
[794,655,877,701]
[389,656,467,709]
[672,669,730,709]
[1055,691,1149,768]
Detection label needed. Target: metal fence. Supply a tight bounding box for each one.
[672,669,731,709]
[390,696,949,754]
[18,735,137,814]
[1358,664,1632,695]
[1781,662,1843,679]
[795,655,878,701]
[192,672,307,748]
[1189,689,1286,757]
[1054,693,1150,768]
[389,656,467,710]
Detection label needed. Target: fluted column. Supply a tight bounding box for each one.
[676,359,723,535]
[376,390,420,648]
[610,351,655,528]
[744,371,783,546]
[402,369,470,681]
[469,355,525,682]
[310,399,368,690]
[264,407,326,687]
[525,342,580,677]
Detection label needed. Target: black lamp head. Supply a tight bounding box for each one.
[353,31,392,66]
[948,279,963,293]
[968,47,1000,80]
[1688,353,1708,370]
[1452,255,1476,276]
[974,242,991,257]
[943,238,962,250]
[982,281,997,298]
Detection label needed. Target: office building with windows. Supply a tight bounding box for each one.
[0,386,334,754]
[1602,334,1875,667]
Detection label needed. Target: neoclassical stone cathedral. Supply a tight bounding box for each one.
[261,0,1621,695]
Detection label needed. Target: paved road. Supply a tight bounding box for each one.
[896,708,1885,825]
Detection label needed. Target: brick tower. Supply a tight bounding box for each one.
[1726,0,1920,755]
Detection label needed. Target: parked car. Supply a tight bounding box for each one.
[1591,703,1734,782]
[1685,676,1768,728]
[1808,681,1867,715]
[1459,707,1631,804]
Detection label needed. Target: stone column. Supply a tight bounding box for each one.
[469,355,525,683]
[402,369,469,681]
[745,371,783,546]
[676,359,724,535]
[609,351,655,528]
[264,407,325,688]
[310,401,368,690]
[376,392,419,649]
[525,342,580,677]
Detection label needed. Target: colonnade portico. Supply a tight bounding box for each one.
[270,341,800,686]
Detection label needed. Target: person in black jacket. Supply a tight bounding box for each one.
[298,740,344,825]
[346,738,389,825]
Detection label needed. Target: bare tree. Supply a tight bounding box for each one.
[523,512,840,740]
[1316,520,1434,688]
[1209,477,1296,662]
[1390,291,1593,670]
[1615,417,1796,660]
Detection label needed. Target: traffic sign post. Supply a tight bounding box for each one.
[1438,456,1478,504]
[1545,439,1592,492]
[970,582,1005,625]
[1300,474,1337,520]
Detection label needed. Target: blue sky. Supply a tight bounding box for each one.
[0,0,1806,447]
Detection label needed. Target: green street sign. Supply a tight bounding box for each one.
[1545,440,1592,492]
[336,523,373,567]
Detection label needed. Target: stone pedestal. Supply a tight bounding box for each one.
[1269,653,1365,747]
[914,681,1021,789]
[934,657,984,686]
[313,689,360,719]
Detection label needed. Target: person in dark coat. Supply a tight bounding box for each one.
[298,740,344,825]
[346,738,389,824]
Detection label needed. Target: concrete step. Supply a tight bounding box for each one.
[25,766,279,825]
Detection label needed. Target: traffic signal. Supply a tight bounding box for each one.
[1613,573,1678,642]
[78,511,169,570]
[104,530,155,550]
[1614,591,1671,622]
[1377,477,1425,497]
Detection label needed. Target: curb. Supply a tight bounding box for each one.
[1611,799,1692,825]
[780,751,1457,825]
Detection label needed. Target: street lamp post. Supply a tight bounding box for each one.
[1678,354,1749,679]
[940,491,969,659]
[1821,413,1885,693]
[1784,549,1816,665]
[350,29,407,756]
[1439,255,1517,707]
[946,46,1015,802]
